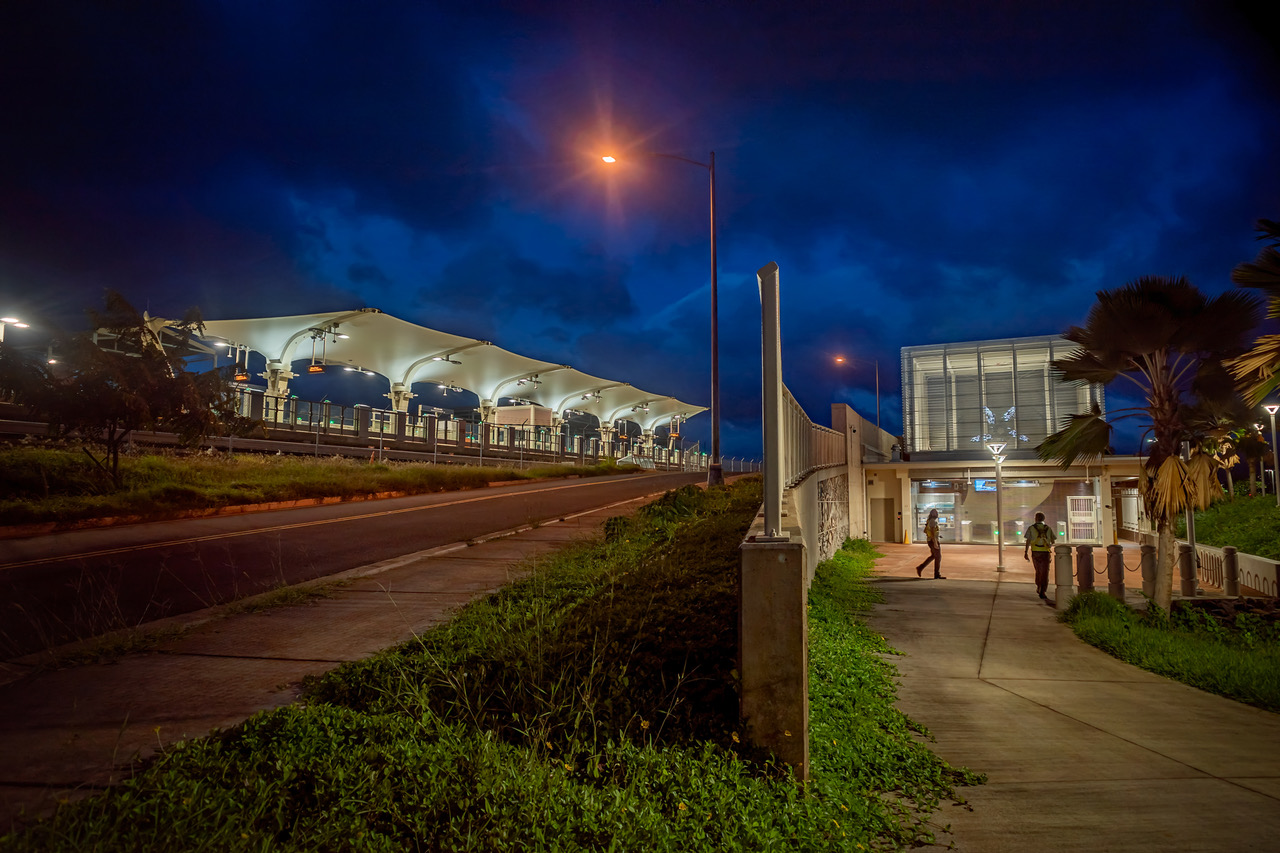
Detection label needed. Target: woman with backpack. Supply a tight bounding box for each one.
[1023,511,1056,600]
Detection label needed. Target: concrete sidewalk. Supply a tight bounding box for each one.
[868,542,1280,852]
[0,493,658,831]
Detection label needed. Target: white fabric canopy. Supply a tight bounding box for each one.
[195,308,704,431]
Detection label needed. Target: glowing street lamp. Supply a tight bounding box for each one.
[834,355,880,432]
[601,151,722,487]
[0,316,29,343]
[986,441,1007,573]
[1266,404,1280,509]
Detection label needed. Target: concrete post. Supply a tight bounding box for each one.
[386,383,415,413]
[739,537,809,779]
[394,411,407,443]
[1140,544,1157,598]
[1076,545,1095,594]
[1223,546,1240,597]
[425,415,438,454]
[1106,544,1125,601]
[758,262,784,537]
[1053,544,1074,608]
[356,406,371,440]
[1178,544,1197,597]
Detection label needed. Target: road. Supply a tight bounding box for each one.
[0,471,703,658]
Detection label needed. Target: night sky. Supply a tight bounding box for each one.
[2,1,1278,458]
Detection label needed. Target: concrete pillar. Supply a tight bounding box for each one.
[1098,469,1115,545]
[394,411,407,443]
[248,392,264,422]
[356,406,371,440]
[1106,544,1125,601]
[1178,544,1197,597]
[599,425,614,458]
[739,537,809,779]
[386,383,415,413]
[479,399,496,424]
[262,361,295,399]
[1076,545,1095,594]
[1053,544,1074,608]
[1223,546,1240,597]
[1140,544,1157,598]
[426,414,438,453]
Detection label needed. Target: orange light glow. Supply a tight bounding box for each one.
[834,356,846,363]
[601,155,616,163]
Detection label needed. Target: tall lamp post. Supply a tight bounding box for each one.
[1266,405,1280,509]
[987,442,1007,573]
[603,152,721,486]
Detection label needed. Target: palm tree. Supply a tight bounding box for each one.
[1226,218,1280,404]
[1037,276,1261,611]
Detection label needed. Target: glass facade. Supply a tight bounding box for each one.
[911,475,1102,544]
[901,335,1104,456]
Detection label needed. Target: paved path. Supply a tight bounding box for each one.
[0,490,667,832]
[868,542,1280,852]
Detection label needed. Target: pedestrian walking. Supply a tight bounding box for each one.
[1024,511,1056,600]
[914,508,945,579]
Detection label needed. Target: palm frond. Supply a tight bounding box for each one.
[1151,455,1190,519]
[1036,404,1111,469]
[1225,334,1280,406]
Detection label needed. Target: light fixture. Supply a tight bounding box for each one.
[601,155,616,163]
[985,441,1007,456]
[213,341,229,348]
[1266,405,1279,416]
[234,369,250,382]
[0,317,19,324]
[517,376,541,386]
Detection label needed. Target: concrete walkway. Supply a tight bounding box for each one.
[868,542,1280,853]
[0,492,660,832]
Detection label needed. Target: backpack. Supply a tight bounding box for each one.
[1029,523,1052,548]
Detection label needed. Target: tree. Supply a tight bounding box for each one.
[1037,276,1261,611]
[1226,218,1280,404]
[29,291,231,488]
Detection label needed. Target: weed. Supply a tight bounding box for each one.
[1,482,974,852]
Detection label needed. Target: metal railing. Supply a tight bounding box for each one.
[781,385,844,487]
[230,387,712,470]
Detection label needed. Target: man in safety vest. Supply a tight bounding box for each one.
[1023,511,1056,600]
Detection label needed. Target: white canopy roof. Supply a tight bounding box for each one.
[194,308,704,431]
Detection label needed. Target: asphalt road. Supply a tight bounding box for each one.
[0,471,703,658]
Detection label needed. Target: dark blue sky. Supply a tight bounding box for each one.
[2,1,1277,457]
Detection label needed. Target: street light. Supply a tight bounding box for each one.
[0,316,29,343]
[836,355,881,432]
[1266,405,1280,509]
[986,441,1007,573]
[602,151,722,487]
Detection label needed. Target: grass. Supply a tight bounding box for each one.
[0,444,644,527]
[1061,592,1280,712]
[0,480,981,851]
[1174,494,1280,560]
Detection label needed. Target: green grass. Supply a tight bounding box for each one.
[1175,494,1280,559]
[1062,592,1280,712]
[0,481,980,851]
[0,445,642,527]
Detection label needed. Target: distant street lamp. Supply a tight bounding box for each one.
[0,316,29,343]
[987,442,1007,573]
[602,151,722,487]
[1266,405,1280,509]
[835,355,880,432]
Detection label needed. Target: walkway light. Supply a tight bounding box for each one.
[986,442,1007,573]
[0,316,27,343]
[1266,405,1280,509]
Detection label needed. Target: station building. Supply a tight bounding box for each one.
[862,334,1142,547]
